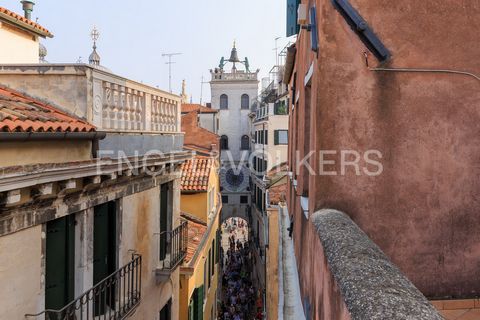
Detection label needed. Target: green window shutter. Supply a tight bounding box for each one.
[274,130,279,145]
[195,285,204,320]
[216,230,220,263]
[45,215,75,311]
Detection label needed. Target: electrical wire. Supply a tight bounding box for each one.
[368,67,480,83]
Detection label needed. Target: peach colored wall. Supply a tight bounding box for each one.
[0,22,39,63]
[0,140,92,166]
[288,0,480,303]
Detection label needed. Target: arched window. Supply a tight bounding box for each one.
[241,94,250,109]
[220,135,229,150]
[220,94,228,109]
[241,135,250,150]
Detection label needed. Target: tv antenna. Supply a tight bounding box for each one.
[162,52,182,93]
[199,75,209,105]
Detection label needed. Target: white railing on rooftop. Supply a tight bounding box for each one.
[99,80,179,133]
[211,71,258,81]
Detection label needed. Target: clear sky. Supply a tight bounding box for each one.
[3,0,290,103]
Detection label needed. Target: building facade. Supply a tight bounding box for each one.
[209,43,259,224]
[0,5,189,319]
[249,58,290,315]
[181,103,219,134]
[284,0,479,318]
[0,5,52,63]
[179,157,222,320]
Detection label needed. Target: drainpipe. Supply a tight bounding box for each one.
[0,131,106,141]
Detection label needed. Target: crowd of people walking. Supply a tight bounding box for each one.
[219,219,263,320]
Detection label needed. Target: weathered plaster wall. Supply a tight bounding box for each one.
[0,225,43,319]
[98,133,184,156]
[289,0,480,299]
[120,178,181,319]
[0,69,89,120]
[181,192,208,221]
[0,140,92,166]
[0,22,39,63]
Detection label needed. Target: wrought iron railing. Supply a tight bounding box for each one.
[158,221,188,270]
[25,254,142,320]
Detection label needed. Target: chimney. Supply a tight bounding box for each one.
[20,1,35,20]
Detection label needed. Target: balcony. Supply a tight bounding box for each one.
[25,254,142,320]
[156,221,188,283]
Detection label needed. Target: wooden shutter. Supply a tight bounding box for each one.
[193,285,204,320]
[45,215,75,311]
[274,130,280,145]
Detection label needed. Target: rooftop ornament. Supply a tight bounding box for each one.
[219,41,252,73]
[89,26,101,66]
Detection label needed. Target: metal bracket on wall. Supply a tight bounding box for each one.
[301,6,319,53]
[332,0,390,61]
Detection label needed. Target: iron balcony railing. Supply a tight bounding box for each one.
[25,254,142,320]
[159,221,188,270]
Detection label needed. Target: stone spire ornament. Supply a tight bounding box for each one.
[89,26,101,66]
[180,79,188,103]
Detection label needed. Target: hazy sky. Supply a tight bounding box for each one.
[3,0,290,103]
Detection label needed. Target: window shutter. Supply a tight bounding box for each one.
[194,286,204,320]
[286,0,301,37]
[274,130,279,145]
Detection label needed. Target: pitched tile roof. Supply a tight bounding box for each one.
[180,157,214,192]
[182,214,207,264]
[181,111,220,153]
[0,7,53,38]
[0,86,95,133]
[181,104,218,114]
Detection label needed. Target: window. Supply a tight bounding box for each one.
[274,130,288,145]
[241,135,250,150]
[220,94,228,109]
[241,94,250,109]
[222,195,229,203]
[240,195,249,204]
[207,248,211,288]
[208,187,215,215]
[220,135,229,150]
[264,130,268,145]
[274,101,288,115]
[254,131,258,143]
[160,183,172,260]
[211,240,215,276]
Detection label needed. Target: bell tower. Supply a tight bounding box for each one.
[209,42,259,225]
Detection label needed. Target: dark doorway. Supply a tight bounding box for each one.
[93,201,117,315]
[159,299,172,320]
[45,214,75,311]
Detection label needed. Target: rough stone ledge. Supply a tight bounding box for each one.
[311,209,444,320]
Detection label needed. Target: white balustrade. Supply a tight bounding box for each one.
[100,80,179,133]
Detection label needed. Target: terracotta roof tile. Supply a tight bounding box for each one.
[0,86,96,133]
[0,7,53,37]
[181,104,218,114]
[180,157,214,192]
[183,217,207,264]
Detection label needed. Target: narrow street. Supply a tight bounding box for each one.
[219,218,261,320]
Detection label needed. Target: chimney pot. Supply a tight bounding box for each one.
[20,1,35,20]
